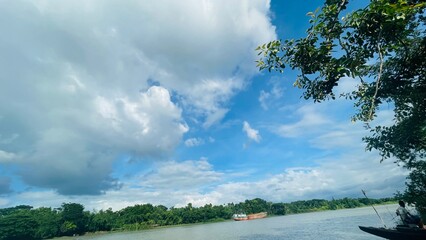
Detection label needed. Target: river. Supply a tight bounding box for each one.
[70,204,399,240]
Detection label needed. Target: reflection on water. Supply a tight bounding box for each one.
[71,205,397,240]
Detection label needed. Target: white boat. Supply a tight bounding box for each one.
[233,212,267,221]
[232,213,248,221]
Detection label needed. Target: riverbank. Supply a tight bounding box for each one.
[0,197,397,240]
[51,205,401,240]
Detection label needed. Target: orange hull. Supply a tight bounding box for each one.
[247,212,267,220]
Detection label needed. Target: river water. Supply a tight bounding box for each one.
[72,205,399,240]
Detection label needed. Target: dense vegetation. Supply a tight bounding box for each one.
[0,197,395,239]
[257,0,425,215]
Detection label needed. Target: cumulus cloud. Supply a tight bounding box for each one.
[0,0,276,195]
[15,85,187,195]
[243,121,261,142]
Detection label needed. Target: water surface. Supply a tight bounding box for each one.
[72,205,399,240]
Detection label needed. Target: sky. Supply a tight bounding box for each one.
[0,0,408,211]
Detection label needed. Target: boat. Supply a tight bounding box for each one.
[359,225,426,240]
[247,212,267,220]
[233,212,267,221]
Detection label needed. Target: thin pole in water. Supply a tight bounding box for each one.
[361,189,387,228]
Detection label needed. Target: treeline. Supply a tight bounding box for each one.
[0,197,396,240]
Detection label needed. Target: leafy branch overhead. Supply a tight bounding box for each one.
[257,0,425,163]
[257,0,425,212]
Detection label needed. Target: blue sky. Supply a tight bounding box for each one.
[0,0,407,210]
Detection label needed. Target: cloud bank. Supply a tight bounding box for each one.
[2,154,406,210]
[0,0,276,195]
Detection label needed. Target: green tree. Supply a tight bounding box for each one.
[257,0,426,213]
[243,198,271,214]
[0,210,38,240]
[0,205,33,216]
[117,204,155,225]
[271,203,286,215]
[32,207,61,239]
[87,208,117,232]
[398,161,426,214]
[60,203,86,235]
[60,221,77,236]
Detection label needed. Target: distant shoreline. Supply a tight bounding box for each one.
[50,202,398,240]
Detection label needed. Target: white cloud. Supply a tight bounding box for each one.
[92,86,189,155]
[243,121,261,142]
[0,150,16,162]
[309,118,366,150]
[334,76,359,96]
[139,159,223,191]
[203,108,230,128]
[0,0,276,195]
[259,77,284,110]
[259,90,271,110]
[309,108,395,150]
[185,138,205,147]
[276,104,331,138]
[311,130,363,149]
